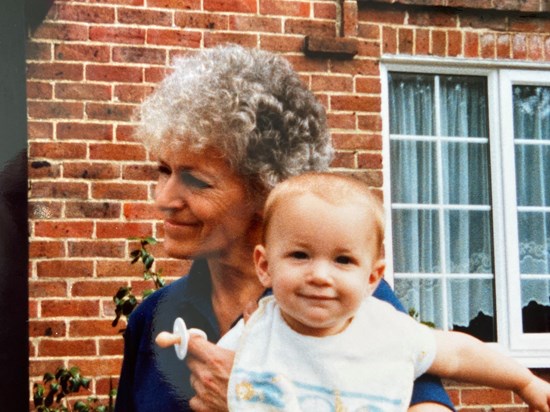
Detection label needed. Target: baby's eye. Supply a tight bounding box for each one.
[290,251,308,260]
[180,172,211,189]
[335,255,353,265]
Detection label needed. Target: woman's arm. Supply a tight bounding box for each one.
[429,330,550,411]
[373,279,455,412]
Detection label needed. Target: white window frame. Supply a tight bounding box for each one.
[380,56,550,367]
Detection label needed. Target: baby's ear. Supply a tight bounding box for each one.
[253,245,272,288]
[367,259,386,293]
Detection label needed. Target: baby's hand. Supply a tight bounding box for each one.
[518,375,550,412]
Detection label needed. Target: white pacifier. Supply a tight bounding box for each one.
[155,317,207,360]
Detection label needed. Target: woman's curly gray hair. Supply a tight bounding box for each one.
[136,44,333,190]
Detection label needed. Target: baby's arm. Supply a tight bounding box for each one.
[428,330,550,411]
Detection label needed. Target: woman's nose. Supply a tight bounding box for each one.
[155,176,187,211]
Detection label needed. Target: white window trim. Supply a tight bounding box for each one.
[380,56,550,367]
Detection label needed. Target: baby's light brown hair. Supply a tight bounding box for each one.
[262,172,385,259]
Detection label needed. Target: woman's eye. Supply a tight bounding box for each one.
[335,255,353,265]
[290,251,308,260]
[158,165,171,175]
[180,172,211,189]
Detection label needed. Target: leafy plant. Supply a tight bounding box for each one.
[33,367,116,412]
[112,236,166,328]
[408,308,436,328]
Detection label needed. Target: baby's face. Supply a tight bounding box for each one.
[262,193,383,337]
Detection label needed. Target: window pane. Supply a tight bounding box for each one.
[388,73,434,135]
[391,209,440,273]
[513,85,550,140]
[440,76,488,138]
[442,142,491,205]
[521,279,550,333]
[390,140,438,204]
[518,212,550,275]
[446,210,493,274]
[449,278,496,342]
[515,145,550,207]
[395,278,444,329]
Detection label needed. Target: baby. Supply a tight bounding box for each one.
[226,172,550,411]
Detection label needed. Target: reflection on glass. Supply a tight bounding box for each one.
[390,140,438,204]
[521,279,550,333]
[388,73,434,136]
[395,278,444,329]
[440,76,488,138]
[513,85,550,140]
[392,209,440,273]
[515,145,550,207]
[448,278,496,342]
[445,210,493,274]
[442,142,491,205]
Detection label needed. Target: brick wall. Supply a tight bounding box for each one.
[27,0,550,409]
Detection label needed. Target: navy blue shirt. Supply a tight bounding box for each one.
[115,259,455,411]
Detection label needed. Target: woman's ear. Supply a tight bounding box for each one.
[253,244,272,288]
[367,259,386,294]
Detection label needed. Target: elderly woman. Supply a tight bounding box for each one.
[114,45,454,412]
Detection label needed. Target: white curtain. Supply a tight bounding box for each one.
[513,85,550,310]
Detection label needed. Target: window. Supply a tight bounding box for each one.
[381,60,550,366]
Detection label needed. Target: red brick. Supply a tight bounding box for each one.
[28,280,67,298]
[464,31,479,58]
[92,182,148,200]
[123,202,162,220]
[41,300,100,317]
[30,180,88,199]
[284,19,335,37]
[461,387,514,404]
[360,6,405,25]
[57,122,113,141]
[153,259,191,277]
[331,95,380,112]
[29,201,63,219]
[447,30,462,57]
[54,43,110,62]
[64,162,120,180]
[72,280,128,297]
[512,33,528,59]
[146,0,200,8]
[357,152,382,169]
[432,30,446,56]
[86,64,143,83]
[29,360,67,378]
[332,133,382,150]
[70,357,122,375]
[174,11,229,29]
[39,338,96,357]
[65,201,121,219]
[99,339,124,356]
[86,0,143,4]
[26,41,52,60]
[398,28,414,54]
[260,34,303,53]
[89,26,145,44]
[314,2,337,19]
[32,22,88,41]
[114,84,154,103]
[86,103,135,121]
[28,101,84,120]
[96,259,147,278]
[113,46,167,65]
[358,114,382,132]
[285,55,330,73]
[357,39,380,59]
[30,142,87,159]
[528,35,544,60]
[115,124,138,142]
[343,1,358,37]
[357,23,379,40]
[89,143,146,161]
[68,240,126,258]
[35,221,94,238]
[480,33,496,59]
[54,3,115,23]
[408,9,456,28]
[414,28,430,56]
[69,320,119,337]
[260,0,310,17]
[355,77,381,94]
[37,260,94,278]
[29,320,67,338]
[96,222,153,239]
[121,164,157,181]
[55,83,112,101]
[29,241,65,259]
[327,113,356,130]
[27,62,83,81]
[27,81,53,99]
[29,160,60,179]
[205,0,256,12]
[146,29,202,47]
[310,75,353,93]
[382,26,397,54]
[497,34,511,59]
[330,151,356,168]
[545,37,550,61]
[230,15,282,32]
[28,121,53,140]
[144,66,171,83]
[117,7,172,26]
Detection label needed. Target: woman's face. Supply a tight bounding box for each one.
[154,144,261,260]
